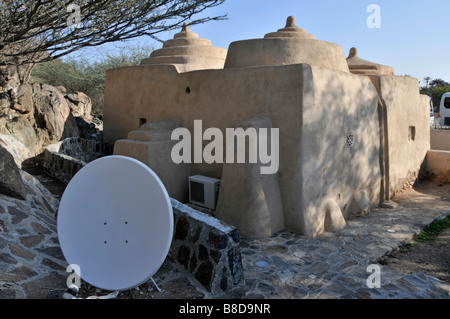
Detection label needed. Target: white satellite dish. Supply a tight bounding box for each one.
[57,155,173,291]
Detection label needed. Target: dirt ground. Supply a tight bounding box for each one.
[380,181,450,284]
[380,226,450,283]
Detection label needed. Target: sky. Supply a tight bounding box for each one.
[85,0,450,85]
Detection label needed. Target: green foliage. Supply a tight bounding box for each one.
[31,44,154,115]
[420,77,450,110]
[416,215,450,242]
[431,86,450,110]
[32,59,96,93]
[399,242,415,253]
[398,214,450,253]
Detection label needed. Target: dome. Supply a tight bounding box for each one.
[140,23,227,72]
[224,16,350,73]
[346,47,394,76]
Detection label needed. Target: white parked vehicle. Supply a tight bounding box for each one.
[429,96,434,126]
[439,92,450,126]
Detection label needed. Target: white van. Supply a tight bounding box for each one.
[439,92,450,126]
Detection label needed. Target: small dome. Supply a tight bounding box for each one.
[141,23,227,72]
[224,16,349,73]
[346,47,394,76]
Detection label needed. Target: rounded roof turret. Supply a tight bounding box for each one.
[141,23,227,72]
[224,16,349,73]
[346,47,394,76]
[264,16,316,39]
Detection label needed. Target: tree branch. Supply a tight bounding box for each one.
[0,0,227,66]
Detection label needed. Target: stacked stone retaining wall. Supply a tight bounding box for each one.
[169,199,244,295]
[43,138,110,184]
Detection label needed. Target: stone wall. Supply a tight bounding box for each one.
[43,137,110,184]
[169,199,244,295]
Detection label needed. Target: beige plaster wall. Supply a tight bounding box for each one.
[113,121,191,203]
[214,116,285,238]
[295,65,382,236]
[104,64,180,144]
[430,129,450,151]
[104,63,383,237]
[104,63,305,237]
[224,38,350,73]
[377,76,430,196]
[424,150,450,183]
[104,63,305,182]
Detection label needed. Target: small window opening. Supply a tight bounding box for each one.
[408,126,416,141]
[139,118,147,127]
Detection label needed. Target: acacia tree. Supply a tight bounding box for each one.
[0,0,226,68]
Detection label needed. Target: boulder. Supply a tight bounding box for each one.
[0,81,83,156]
[0,91,11,117]
[41,83,59,93]
[2,115,41,156]
[77,92,92,121]
[75,116,102,141]
[34,87,79,143]
[66,93,80,103]
[0,145,27,200]
[0,134,32,168]
[0,65,22,91]
[66,91,92,121]
[14,83,34,114]
[55,86,66,95]
[0,69,98,157]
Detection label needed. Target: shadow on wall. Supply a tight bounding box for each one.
[108,67,430,239]
[296,67,383,237]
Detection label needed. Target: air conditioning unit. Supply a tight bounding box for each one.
[189,175,220,210]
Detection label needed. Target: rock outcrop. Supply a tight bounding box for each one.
[0,65,107,298]
[0,145,27,200]
[0,61,100,158]
[0,82,81,156]
[64,91,93,122]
